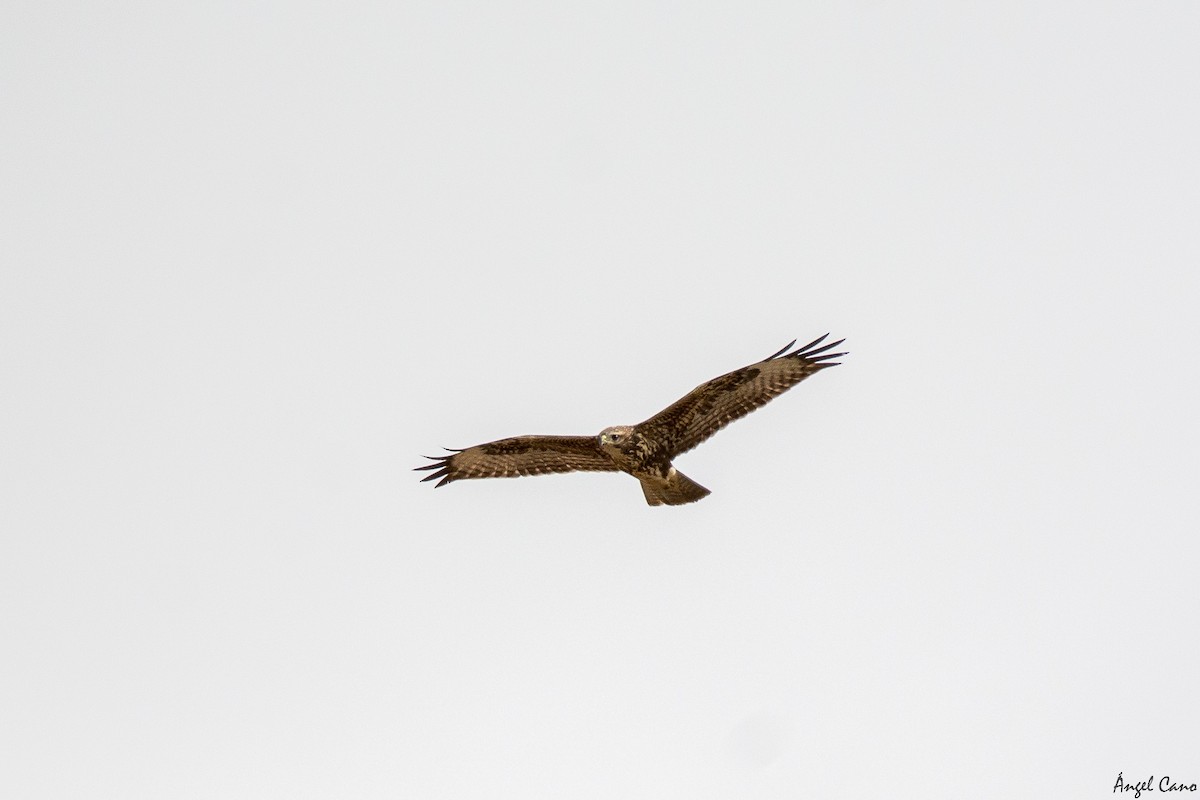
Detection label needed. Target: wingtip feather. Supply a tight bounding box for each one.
[765,339,798,360]
[793,333,830,354]
[793,335,847,363]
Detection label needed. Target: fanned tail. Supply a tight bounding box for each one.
[639,468,711,506]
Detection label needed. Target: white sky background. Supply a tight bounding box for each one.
[2,1,1198,797]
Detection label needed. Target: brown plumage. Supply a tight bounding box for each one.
[416,334,846,505]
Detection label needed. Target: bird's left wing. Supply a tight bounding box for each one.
[415,435,617,487]
[635,334,846,457]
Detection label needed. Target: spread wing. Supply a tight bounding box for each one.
[415,435,617,487]
[635,334,846,457]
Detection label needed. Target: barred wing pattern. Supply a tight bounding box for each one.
[416,435,617,487]
[635,334,846,457]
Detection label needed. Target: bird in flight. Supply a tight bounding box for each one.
[416,334,846,505]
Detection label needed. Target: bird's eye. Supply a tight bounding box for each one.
[612,434,621,442]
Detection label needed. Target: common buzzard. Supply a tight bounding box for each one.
[416,334,846,505]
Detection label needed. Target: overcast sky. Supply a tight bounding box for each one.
[3,2,1198,798]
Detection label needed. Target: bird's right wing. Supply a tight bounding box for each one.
[416,435,617,487]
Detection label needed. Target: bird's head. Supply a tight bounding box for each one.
[598,425,637,454]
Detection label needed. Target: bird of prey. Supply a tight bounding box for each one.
[416,334,846,505]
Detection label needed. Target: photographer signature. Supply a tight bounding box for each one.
[1114,773,1197,798]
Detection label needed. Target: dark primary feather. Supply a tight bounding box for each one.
[414,435,617,487]
[635,334,846,456]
